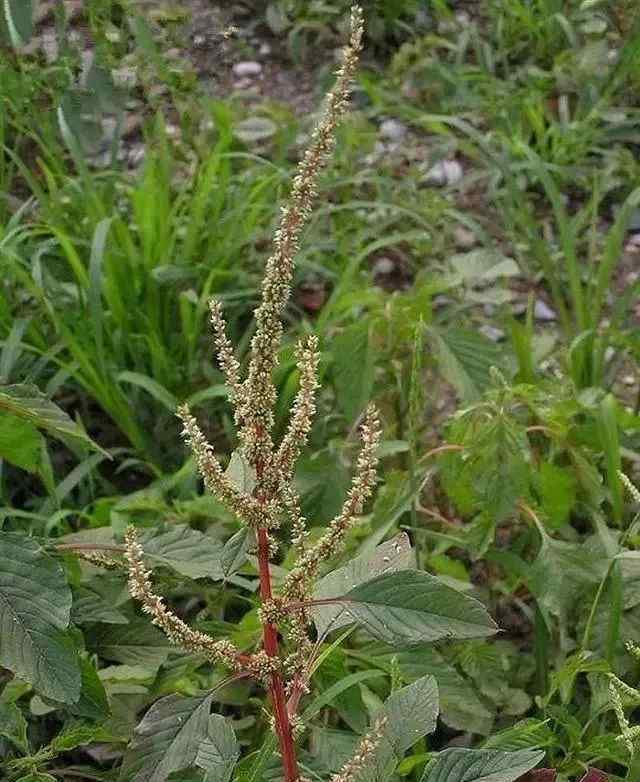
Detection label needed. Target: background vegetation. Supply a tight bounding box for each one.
[1,1,640,780]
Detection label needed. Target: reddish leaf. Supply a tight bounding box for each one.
[517,771,556,782]
[579,771,607,782]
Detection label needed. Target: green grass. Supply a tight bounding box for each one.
[2,0,640,779]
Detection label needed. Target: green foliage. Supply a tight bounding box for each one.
[2,0,640,780]
[420,748,544,782]
[327,569,497,645]
[0,532,81,703]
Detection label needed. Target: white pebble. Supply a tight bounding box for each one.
[424,159,463,187]
[379,119,407,142]
[232,61,263,78]
[534,299,556,321]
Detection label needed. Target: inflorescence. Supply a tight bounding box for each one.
[123,7,379,782]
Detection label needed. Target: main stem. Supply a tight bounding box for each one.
[257,524,300,782]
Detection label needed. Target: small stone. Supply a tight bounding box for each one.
[379,119,407,142]
[41,31,58,63]
[423,159,463,187]
[623,374,636,387]
[259,42,271,56]
[625,231,640,253]
[454,226,477,249]
[127,143,146,168]
[232,61,263,78]
[80,50,94,86]
[372,257,395,275]
[534,299,556,321]
[479,324,504,342]
[112,66,138,88]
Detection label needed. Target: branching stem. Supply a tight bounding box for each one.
[257,525,300,781]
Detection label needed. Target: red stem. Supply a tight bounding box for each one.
[257,526,300,782]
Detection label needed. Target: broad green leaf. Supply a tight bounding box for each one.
[482,719,555,752]
[355,676,439,782]
[384,675,439,753]
[90,615,172,670]
[0,701,29,753]
[298,450,352,524]
[450,250,520,282]
[3,0,33,47]
[120,693,214,782]
[195,714,239,782]
[0,532,81,703]
[311,727,359,773]
[420,748,544,782]
[139,524,225,581]
[333,320,375,421]
[313,534,415,636]
[0,384,108,456]
[388,645,494,735]
[51,721,112,752]
[528,532,605,619]
[220,529,251,580]
[538,462,576,528]
[72,587,128,625]
[0,414,42,472]
[71,656,110,721]
[225,450,257,495]
[330,569,497,646]
[234,117,278,143]
[431,328,507,402]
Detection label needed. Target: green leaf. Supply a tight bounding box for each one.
[333,320,375,421]
[431,328,507,402]
[195,714,239,782]
[72,587,128,625]
[224,450,257,495]
[327,569,497,646]
[538,462,577,528]
[384,675,439,753]
[0,532,81,703]
[482,719,555,752]
[220,529,251,580]
[51,721,112,752]
[233,733,277,782]
[450,250,520,283]
[117,372,178,413]
[71,656,110,721]
[90,614,172,670]
[0,701,29,753]
[120,693,215,782]
[0,385,108,456]
[234,117,278,143]
[596,393,623,525]
[15,775,57,782]
[139,524,225,581]
[389,645,494,735]
[3,0,33,47]
[528,532,605,618]
[313,533,415,636]
[420,748,544,782]
[0,414,42,472]
[353,676,439,781]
